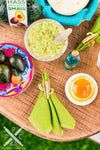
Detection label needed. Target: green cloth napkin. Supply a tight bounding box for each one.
[29,91,52,134]
[29,72,75,135]
[76,15,100,51]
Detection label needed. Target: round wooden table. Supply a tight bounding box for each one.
[0,7,100,142]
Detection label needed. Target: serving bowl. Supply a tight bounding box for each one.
[0,43,34,97]
[47,0,90,16]
[65,73,98,106]
[24,19,69,61]
[37,0,99,26]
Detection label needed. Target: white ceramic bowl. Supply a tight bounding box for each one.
[24,19,68,61]
[65,73,98,106]
[47,0,90,16]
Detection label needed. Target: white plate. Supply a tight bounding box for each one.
[65,73,98,106]
[47,0,89,16]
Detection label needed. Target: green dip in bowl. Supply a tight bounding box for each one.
[24,19,68,61]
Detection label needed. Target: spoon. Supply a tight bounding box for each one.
[54,28,72,42]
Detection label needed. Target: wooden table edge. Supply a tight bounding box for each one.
[1,110,100,142]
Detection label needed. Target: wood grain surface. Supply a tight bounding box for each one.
[0,7,100,142]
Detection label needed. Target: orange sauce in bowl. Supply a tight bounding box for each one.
[65,73,98,105]
[69,76,95,102]
[72,78,92,99]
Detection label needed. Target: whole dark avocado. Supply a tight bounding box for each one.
[0,64,11,83]
[9,54,25,73]
[0,50,7,64]
[10,17,18,24]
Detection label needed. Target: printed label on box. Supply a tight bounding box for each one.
[6,0,28,27]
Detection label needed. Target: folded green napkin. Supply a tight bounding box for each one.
[29,72,75,135]
[29,73,52,134]
[76,15,100,51]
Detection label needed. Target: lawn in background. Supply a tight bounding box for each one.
[0,114,100,150]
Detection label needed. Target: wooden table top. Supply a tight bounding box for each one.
[0,6,100,142]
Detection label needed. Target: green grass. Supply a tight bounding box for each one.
[0,114,100,150]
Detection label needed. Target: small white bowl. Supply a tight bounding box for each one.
[65,73,98,106]
[24,19,68,61]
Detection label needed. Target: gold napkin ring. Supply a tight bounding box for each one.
[39,81,54,99]
[82,32,99,48]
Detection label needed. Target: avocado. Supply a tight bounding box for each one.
[0,50,7,64]
[0,64,11,83]
[15,11,25,21]
[10,17,19,24]
[17,22,25,26]
[9,54,25,73]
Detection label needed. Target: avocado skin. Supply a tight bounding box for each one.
[9,54,25,73]
[0,64,11,83]
[0,50,7,64]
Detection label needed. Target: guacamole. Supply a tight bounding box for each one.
[27,21,65,59]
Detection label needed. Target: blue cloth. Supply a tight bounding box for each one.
[37,0,99,26]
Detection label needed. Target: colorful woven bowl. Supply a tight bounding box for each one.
[0,43,34,97]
